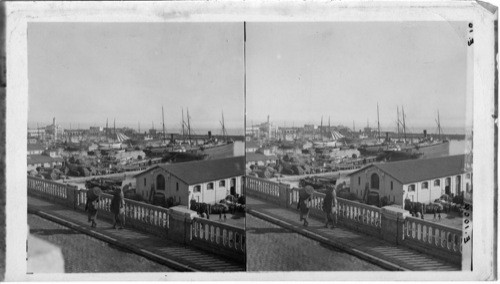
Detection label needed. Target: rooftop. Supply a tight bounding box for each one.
[349,155,468,184]
[27,155,63,165]
[246,153,278,163]
[27,144,46,151]
[135,156,245,185]
[246,140,260,149]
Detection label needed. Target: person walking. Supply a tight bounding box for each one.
[85,187,102,228]
[85,194,99,228]
[111,187,125,229]
[332,187,338,227]
[297,185,314,227]
[322,186,335,228]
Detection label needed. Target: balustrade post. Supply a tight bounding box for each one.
[278,184,289,208]
[167,206,197,244]
[380,205,410,245]
[65,185,77,210]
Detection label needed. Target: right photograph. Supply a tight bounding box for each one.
[244,22,473,271]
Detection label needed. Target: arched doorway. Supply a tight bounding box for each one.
[445,177,451,195]
[370,173,380,190]
[230,178,236,196]
[455,175,461,195]
[156,174,165,191]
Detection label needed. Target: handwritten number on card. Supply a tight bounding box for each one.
[468,23,474,46]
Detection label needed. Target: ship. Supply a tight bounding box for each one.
[99,118,129,150]
[357,106,449,161]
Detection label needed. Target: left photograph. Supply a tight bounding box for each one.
[26,22,246,273]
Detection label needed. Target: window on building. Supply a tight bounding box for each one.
[176,182,179,191]
[156,174,165,190]
[392,195,395,203]
[466,173,471,179]
[422,182,429,189]
[390,181,393,190]
[434,179,440,186]
[408,184,416,192]
[370,173,380,189]
[144,178,146,186]
[193,185,201,193]
[358,177,361,185]
[219,180,226,187]
[207,182,214,190]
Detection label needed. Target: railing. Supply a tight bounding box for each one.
[28,176,68,199]
[245,175,286,205]
[289,187,381,236]
[28,176,71,207]
[76,189,170,237]
[28,175,245,263]
[402,216,462,262]
[191,217,245,261]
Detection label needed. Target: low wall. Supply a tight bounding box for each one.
[28,176,245,264]
[191,217,246,263]
[402,217,462,265]
[245,175,461,264]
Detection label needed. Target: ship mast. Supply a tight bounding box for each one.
[220,110,227,141]
[402,106,407,144]
[396,106,401,141]
[328,116,331,138]
[320,116,323,140]
[187,108,192,144]
[377,103,381,142]
[435,110,443,140]
[162,105,166,143]
[181,108,185,139]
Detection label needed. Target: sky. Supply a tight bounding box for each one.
[246,22,471,134]
[28,23,245,135]
[28,22,472,136]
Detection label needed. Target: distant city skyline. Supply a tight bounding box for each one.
[28,23,245,133]
[246,22,472,131]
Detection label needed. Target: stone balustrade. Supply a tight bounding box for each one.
[28,176,75,208]
[402,216,462,264]
[28,176,245,263]
[191,217,245,262]
[289,187,382,237]
[76,189,170,238]
[245,176,287,205]
[245,175,462,263]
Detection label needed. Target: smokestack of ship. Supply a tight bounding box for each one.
[208,131,212,139]
[423,130,427,138]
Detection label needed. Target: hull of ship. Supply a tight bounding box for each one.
[99,143,122,150]
[357,144,386,156]
[412,141,450,159]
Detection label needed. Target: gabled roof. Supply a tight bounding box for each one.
[349,155,467,184]
[135,156,245,185]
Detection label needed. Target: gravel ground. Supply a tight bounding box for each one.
[246,215,385,271]
[28,214,177,273]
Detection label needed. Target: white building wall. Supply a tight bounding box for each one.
[136,168,244,207]
[188,175,243,205]
[350,168,472,206]
[403,172,470,204]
